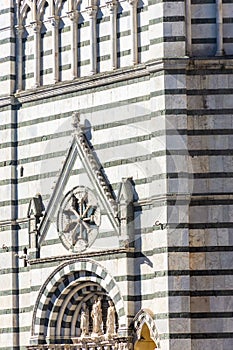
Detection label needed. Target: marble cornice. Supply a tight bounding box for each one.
[29,247,135,265]
[0,94,16,108]
[1,59,181,106]
[14,64,149,104]
[1,57,233,108]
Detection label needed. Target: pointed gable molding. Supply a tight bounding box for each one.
[38,113,119,247]
[74,118,119,232]
[38,137,78,246]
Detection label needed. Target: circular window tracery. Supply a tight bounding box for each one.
[57,187,101,252]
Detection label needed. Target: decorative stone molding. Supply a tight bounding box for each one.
[72,113,118,220]
[13,62,148,103]
[27,336,133,350]
[28,247,134,265]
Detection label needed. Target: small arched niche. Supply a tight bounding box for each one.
[134,323,157,350]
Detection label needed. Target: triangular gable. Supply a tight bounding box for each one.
[38,113,119,248]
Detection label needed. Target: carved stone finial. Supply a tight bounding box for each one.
[118,177,134,204]
[27,193,44,220]
[72,112,80,129]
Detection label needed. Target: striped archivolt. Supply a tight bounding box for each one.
[134,309,159,350]
[30,259,126,344]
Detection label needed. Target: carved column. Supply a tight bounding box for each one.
[31,21,42,87]
[16,25,24,91]
[67,10,79,79]
[49,15,60,83]
[216,0,224,56]
[86,4,98,75]
[185,0,192,56]
[106,0,118,70]
[128,0,138,65]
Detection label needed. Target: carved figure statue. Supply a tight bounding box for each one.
[91,296,103,335]
[97,296,103,328]
[106,300,116,336]
[80,303,89,336]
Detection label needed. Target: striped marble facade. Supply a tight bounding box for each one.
[0,1,233,350]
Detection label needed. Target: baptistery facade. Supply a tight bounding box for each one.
[0,1,233,350]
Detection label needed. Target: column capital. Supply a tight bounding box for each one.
[127,0,138,6]
[49,15,60,27]
[30,21,42,33]
[86,5,98,18]
[67,10,79,22]
[106,0,118,13]
[15,25,24,37]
